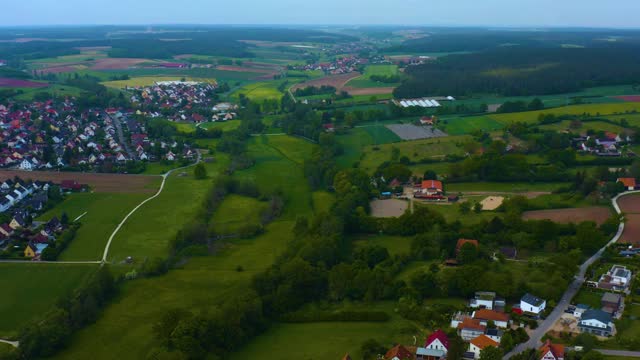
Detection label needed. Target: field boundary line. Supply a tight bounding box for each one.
[101,153,202,263]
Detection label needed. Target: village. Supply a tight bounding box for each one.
[0,82,233,173]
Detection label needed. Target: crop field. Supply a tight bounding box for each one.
[0,263,96,338]
[522,207,612,225]
[101,76,214,88]
[618,194,640,245]
[106,157,229,262]
[488,103,640,125]
[291,72,361,93]
[37,192,150,260]
[0,78,48,88]
[442,115,505,135]
[230,81,285,102]
[0,170,160,193]
[617,193,640,213]
[210,195,267,234]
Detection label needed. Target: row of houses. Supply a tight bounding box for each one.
[574,132,633,157]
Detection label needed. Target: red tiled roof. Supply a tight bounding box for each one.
[385,345,413,360]
[421,180,442,190]
[618,178,636,188]
[473,309,510,323]
[457,317,485,332]
[470,335,499,350]
[425,329,449,349]
[539,340,564,359]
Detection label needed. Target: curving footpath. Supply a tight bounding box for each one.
[100,153,201,263]
[504,190,640,359]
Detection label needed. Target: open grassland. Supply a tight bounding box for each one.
[442,115,505,135]
[55,137,317,359]
[353,234,413,256]
[334,126,404,168]
[171,120,241,134]
[107,157,230,262]
[229,303,418,360]
[230,81,285,102]
[37,192,150,260]
[488,103,640,125]
[346,64,401,88]
[101,76,215,88]
[446,182,568,193]
[358,135,471,174]
[210,195,267,234]
[0,263,96,338]
[12,84,86,101]
[415,198,498,224]
[234,136,314,219]
[539,119,628,134]
[55,221,296,360]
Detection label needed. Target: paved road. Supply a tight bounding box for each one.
[0,339,19,348]
[504,191,637,359]
[105,112,135,160]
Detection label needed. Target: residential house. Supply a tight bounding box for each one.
[485,328,503,343]
[520,293,546,315]
[420,116,437,125]
[24,241,47,258]
[573,304,590,318]
[472,309,510,329]
[617,178,637,191]
[417,329,448,360]
[385,345,413,360]
[578,309,615,337]
[0,223,12,237]
[601,293,622,315]
[598,265,632,291]
[419,180,443,196]
[469,335,499,359]
[470,291,504,310]
[539,340,564,360]
[457,317,486,341]
[10,214,25,229]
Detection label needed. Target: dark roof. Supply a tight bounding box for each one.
[581,309,612,324]
[521,293,544,307]
[601,293,621,304]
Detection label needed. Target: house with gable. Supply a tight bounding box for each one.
[519,293,546,316]
[617,178,637,191]
[578,309,615,337]
[539,340,564,360]
[385,344,414,360]
[472,309,510,329]
[417,329,449,360]
[468,335,499,359]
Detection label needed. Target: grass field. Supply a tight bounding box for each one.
[54,136,318,359]
[0,263,97,338]
[210,195,267,234]
[229,302,418,360]
[106,158,229,262]
[446,182,569,193]
[36,192,152,260]
[346,64,401,88]
[489,103,640,125]
[230,81,285,102]
[442,115,505,135]
[171,120,241,134]
[571,288,604,309]
[12,84,86,101]
[358,135,472,174]
[352,234,413,256]
[336,126,402,168]
[415,198,498,224]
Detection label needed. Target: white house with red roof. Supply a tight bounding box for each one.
[416,329,449,360]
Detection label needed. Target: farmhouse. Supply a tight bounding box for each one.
[420,116,437,125]
[578,309,615,337]
[385,344,413,360]
[468,335,499,359]
[519,293,546,315]
[539,340,564,360]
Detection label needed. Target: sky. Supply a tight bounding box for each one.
[4,0,640,28]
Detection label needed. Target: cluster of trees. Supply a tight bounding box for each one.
[395,47,640,98]
[369,74,402,83]
[497,98,544,113]
[294,85,337,96]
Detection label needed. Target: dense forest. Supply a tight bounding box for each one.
[394,46,640,97]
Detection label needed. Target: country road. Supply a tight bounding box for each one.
[504,191,638,359]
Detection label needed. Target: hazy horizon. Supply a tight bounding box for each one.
[4,0,640,28]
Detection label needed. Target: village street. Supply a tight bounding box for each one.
[504,191,639,359]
